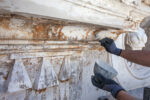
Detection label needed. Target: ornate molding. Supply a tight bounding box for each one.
[58,56,71,82]
[5,59,32,92]
[0,0,150,29]
[34,57,59,90]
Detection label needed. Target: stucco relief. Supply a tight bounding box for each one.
[34,57,59,90]
[0,0,149,99]
[126,27,147,50]
[0,15,116,99]
[125,27,150,79]
[111,31,150,90]
[5,59,32,93]
[59,56,72,82]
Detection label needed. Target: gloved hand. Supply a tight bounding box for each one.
[91,73,125,98]
[99,38,122,56]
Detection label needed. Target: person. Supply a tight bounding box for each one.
[91,37,150,100]
[91,73,136,100]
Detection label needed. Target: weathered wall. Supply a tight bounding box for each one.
[0,0,150,100]
[0,0,150,29]
[0,15,119,100]
[0,15,149,100]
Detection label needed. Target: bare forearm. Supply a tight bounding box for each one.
[120,50,150,67]
[117,91,136,100]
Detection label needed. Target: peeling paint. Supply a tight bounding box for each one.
[0,15,121,41]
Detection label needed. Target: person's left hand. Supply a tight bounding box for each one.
[91,73,125,98]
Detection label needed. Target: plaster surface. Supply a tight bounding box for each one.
[0,0,150,100]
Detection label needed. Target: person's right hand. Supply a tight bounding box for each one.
[91,73,125,98]
[99,38,122,56]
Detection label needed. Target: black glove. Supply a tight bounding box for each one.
[91,73,125,98]
[99,38,122,56]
